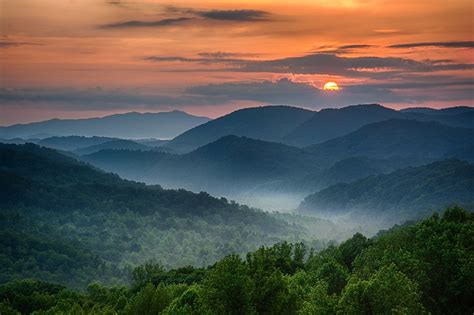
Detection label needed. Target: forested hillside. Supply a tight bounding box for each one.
[0,143,334,289]
[1,207,471,314]
[299,159,474,222]
[83,136,322,197]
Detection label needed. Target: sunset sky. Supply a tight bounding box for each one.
[0,0,473,125]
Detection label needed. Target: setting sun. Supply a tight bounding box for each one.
[323,82,340,91]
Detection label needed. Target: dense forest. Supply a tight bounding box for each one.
[0,143,337,289]
[1,207,472,314]
[299,159,474,221]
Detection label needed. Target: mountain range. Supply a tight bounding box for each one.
[2,143,337,286]
[164,104,474,153]
[0,111,210,139]
[82,115,474,210]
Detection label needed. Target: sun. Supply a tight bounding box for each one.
[323,82,340,91]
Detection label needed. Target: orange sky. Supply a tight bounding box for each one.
[0,0,473,124]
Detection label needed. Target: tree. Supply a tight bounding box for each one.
[125,283,176,315]
[201,255,254,314]
[338,264,426,314]
[314,258,349,295]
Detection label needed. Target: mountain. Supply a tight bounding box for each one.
[164,106,314,153]
[401,110,474,129]
[288,156,418,192]
[283,104,404,146]
[83,119,474,209]
[37,136,117,151]
[444,145,474,162]
[73,139,151,155]
[136,139,170,147]
[306,119,474,167]
[164,104,473,153]
[2,143,325,288]
[83,135,321,196]
[0,111,210,139]
[400,106,474,115]
[298,160,474,222]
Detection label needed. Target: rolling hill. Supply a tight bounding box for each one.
[306,119,474,167]
[37,136,117,151]
[2,143,327,288]
[73,139,151,155]
[0,111,210,139]
[298,159,474,222]
[283,104,404,146]
[83,135,322,196]
[164,106,314,153]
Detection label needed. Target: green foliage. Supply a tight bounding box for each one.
[338,264,426,314]
[300,159,474,221]
[1,142,473,314]
[2,208,474,314]
[1,143,325,289]
[202,255,254,315]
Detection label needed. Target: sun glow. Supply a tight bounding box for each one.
[323,82,340,91]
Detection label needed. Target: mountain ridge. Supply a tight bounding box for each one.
[0,111,211,139]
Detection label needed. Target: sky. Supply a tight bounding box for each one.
[0,0,473,125]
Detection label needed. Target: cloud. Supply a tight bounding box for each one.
[0,88,218,111]
[99,7,271,29]
[0,40,42,48]
[99,17,193,29]
[187,78,474,107]
[338,44,375,50]
[1,76,472,113]
[389,41,474,49]
[187,78,321,105]
[198,51,261,58]
[312,44,376,55]
[146,53,474,77]
[198,9,269,21]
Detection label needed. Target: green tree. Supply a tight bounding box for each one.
[202,255,254,314]
[125,283,174,315]
[338,264,426,314]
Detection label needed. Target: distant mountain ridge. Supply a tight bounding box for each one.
[0,111,211,139]
[164,104,474,153]
[306,119,474,167]
[37,136,117,151]
[82,115,474,210]
[164,106,314,153]
[400,106,474,115]
[83,135,321,196]
[73,139,152,155]
[283,104,404,146]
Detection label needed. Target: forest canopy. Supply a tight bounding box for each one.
[1,207,472,314]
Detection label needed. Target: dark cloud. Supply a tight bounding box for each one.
[389,41,474,49]
[187,78,474,107]
[99,7,271,29]
[312,44,375,54]
[0,40,42,48]
[198,51,261,58]
[198,9,269,21]
[0,88,219,111]
[1,76,472,112]
[338,44,375,50]
[146,53,474,78]
[187,78,320,105]
[99,17,193,29]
